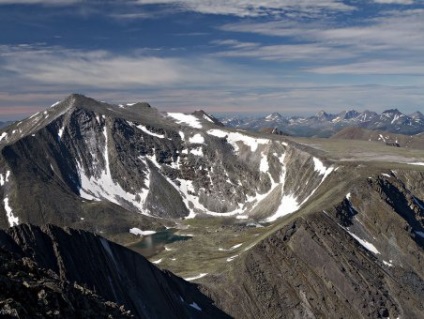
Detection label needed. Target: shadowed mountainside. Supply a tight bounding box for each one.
[0,224,231,319]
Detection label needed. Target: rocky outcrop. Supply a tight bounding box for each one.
[0,224,231,319]
[0,247,133,318]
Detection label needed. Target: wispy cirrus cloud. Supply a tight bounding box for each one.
[217,8,424,75]
[0,45,284,91]
[133,0,354,17]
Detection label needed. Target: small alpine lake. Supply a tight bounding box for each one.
[127,228,192,258]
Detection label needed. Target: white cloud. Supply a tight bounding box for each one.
[310,60,424,75]
[217,9,424,75]
[0,45,284,90]
[212,39,357,61]
[134,0,354,17]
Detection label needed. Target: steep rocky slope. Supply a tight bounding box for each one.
[202,169,424,318]
[0,94,335,241]
[0,248,133,318]
[0,224,230,319]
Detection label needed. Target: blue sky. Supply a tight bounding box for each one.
[0,0,424,120]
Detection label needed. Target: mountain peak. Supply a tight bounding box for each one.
[382,108,402,116]
[339,110,360,120]
[315,110,335,121]
[265,112,283,121]
[410,111,424,119]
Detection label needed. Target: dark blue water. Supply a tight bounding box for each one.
[128,229,191,258]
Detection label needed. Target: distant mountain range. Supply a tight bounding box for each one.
[220,109,424,137]
[0,121,13,129]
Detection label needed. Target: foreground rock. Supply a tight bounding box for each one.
[0,224,230,319]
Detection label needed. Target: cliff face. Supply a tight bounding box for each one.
[0,224,230,319]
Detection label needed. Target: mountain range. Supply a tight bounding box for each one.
[220,109,424,137]
[1,94,424,318]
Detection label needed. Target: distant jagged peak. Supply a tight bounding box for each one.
[265,112,283,121]
[382,108,404,117]
[338,109,360,120]
[409,111,424,119]
[362,110,378,116]
[315,110,335,121]
[357,110,378,122]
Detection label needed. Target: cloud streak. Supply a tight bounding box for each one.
[0,45,289,90]
[217,8,424,75]
[133,0,354,17]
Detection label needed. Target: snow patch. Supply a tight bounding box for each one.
[50,101,61,108]
[313,157,328,175]
[259,152,269,173]
[167,113,203,129]
[226,255,238,262]
[203,114,214,123]
[383,260,393,267]
[152,258,163,264]
[265,194,299,222]
[135,124,165,139]
[189,133,204,144]
[415,230,424,238]
[0,171,8,186]
[231,243,242,249]
[58,125,65,139]
[189,302,202,311]
[184,273,208,281]
[77,125,151,214]
[129,228,156,236]
[347,231,380,254]
[4,197,19,227]
[408,162,424,166]
[207,129,269,152]
[207,129,227,138]
[0,132,7,142]
[189,147,203,157]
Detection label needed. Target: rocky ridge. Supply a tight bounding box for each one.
[203,169,424,318]
[0,223,230,319]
